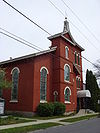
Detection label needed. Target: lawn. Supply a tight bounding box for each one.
[60,114,98,123]
[21,112,75,120]
[0,116,36,126]
[0,122,61,133]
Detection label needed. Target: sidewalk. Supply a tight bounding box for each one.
[0,113,98,130]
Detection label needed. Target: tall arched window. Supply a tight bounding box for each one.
[64,87,71,103]
[65,46,69,59]
[76,76,81,89]
[79,78,81,88]
[64,64,70,81]
[11,67,20,101]
[78,53,80,65]
[75,51,77,64]
[40,67,48,102]
[76,77,79,88]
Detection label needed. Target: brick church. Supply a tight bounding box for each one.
[0,18,90,115]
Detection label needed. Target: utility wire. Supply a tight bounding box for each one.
[48,0,100,53]
[61,0,100,44]
[0,27,44,51]
[2,0,51,36]
[0,29,99,71]
[3,0,100,53]
[0,31,42,51]
[1,0,100,70]
[48,0,65,16]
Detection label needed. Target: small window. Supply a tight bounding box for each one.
[64,64,70,82]
[76,77,79,88]
[64,87,71,102]
[75,52,77,64]
[79,78,81,88]
[65,46,69,58]
[53,91,58,102]
[40,67,48,101]
[76,76,81,89]
[78,54,80,65]
[11,67,20,101]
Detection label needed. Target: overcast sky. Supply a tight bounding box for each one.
[0,0,100,82]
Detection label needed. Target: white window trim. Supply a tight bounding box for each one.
[64,86,71,103]
[77,53,80,66]
[9,100,18,103]
[76,76,81,89]
[40,66,48,102]
[64,80,71,83]
[64,64,71,72]
[74,51,77,64]
[65,101,71,104]
[65,46,69,59]
[76,76,81,81]
[64,86,71,95]
[40,66,49,74]
[40,100,47,103]
[11,67,20,74]
[53,91,58,95]
[11,67,20,101]
[64,64,71,82]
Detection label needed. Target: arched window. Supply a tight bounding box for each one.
[76,76,81,89]
[76,77,79,88]
[11,67,20,101]
[53,91,58,102]
[64,87,71,103]
[79,78,81,88]
[78,54,80,65]
[40,67,48,102]
[75,52,77,64]
[64,64,70,81]
[65,46,69,58]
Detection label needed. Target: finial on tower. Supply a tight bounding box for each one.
[63,17,69,32]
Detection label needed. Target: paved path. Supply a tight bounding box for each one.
[31,118,100,133]
[0,113,98,130]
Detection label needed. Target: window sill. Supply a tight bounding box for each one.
[64,101,71,104]
[40,100,47,103]
[77,88,81,90]
[64,80,71,84]
[9,100,18,103]
[75,63,81,67]
[66,57,69,60]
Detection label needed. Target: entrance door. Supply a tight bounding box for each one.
[77,98,80,112]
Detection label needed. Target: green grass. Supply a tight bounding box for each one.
[0,116,36,126]
[28,112,75,120]
[60,114,98,123]
[0,122,61,133]
[32,115,65,120]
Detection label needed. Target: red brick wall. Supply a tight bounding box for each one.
[32,54,53,112]
[3,53,53,112]
[50,32,83,112]
[3,59,34,112]
[1,32,83,113]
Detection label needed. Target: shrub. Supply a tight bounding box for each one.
[53,102,66,116]
[37,103,54,117]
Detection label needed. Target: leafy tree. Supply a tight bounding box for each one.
[86,69,100,112]
[0,68,11,95]
[94,60,100,80]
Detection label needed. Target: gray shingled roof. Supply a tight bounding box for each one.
[0,47,57,65]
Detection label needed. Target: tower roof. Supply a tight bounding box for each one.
[63,17,69,32]
[48,18,84,51]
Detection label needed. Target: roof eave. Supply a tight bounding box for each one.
[0,47,57,65]
[48,32,84,51]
